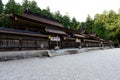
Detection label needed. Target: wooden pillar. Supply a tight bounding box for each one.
[34,40,37,50]
[79,41,82,48]
[19,38,22,50]
[48,39,51,49]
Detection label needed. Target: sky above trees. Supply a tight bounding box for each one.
[2,0,120,22]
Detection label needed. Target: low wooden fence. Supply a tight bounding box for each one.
[0,38,49,51]
[0,38,112,51]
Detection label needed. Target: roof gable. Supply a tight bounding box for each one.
[22,13,64,28]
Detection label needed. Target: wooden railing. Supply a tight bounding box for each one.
[0,38,49,51]
[0,38,112,51]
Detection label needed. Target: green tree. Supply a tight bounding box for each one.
[105,10,120,47]
[71,17,80,30]
[5,0,22,15]
[92,13,106,39]
[22,0,41,13]
[61,15,71,29]
[84,15,94,33]
[0,0,3,13]
[22,0,29,10]
[80,22,86,29]
[53,11,63,23]
[0,0,4,27]
[0,13,12,28]
[91,10,120,47]
[41,7,53,19]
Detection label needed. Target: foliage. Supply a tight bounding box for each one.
[22,0,41,13]
[0,13,12,28]
[71,17,80,30]
[61,15,71,29]
[5,0,23,15]
[84,15,94,33]
[92,10,120,46]
[0,0,3,14]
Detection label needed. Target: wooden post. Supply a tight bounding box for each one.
[19,38,22,50]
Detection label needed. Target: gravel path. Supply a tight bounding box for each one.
[0,48,120,80]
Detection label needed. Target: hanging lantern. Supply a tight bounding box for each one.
[64,36,66,40]
[15,17,17,21]
[48,35,51,39]
[76,38,78,41]
[76,38,81,42]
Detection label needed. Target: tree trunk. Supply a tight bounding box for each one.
[116,39,120,47]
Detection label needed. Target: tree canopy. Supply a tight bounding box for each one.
[0,0,3,13]
[5,0,23,15]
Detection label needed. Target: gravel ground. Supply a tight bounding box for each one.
[0,48,120,80]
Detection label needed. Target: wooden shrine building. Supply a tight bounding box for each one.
[0,11,113,51]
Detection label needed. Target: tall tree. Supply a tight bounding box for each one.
[85,15,93,33]
[0,13,12,28]
[22,0,29,10]
[71,17,80,30]
[105,10,120,47]
[53,11,63,23]
[80,22,86,29]
[5,0,22,14]
[62,15,71,29]
[0,0,3,13]
[41,7,53,19]
[22,0,41,13]
[92,13,106,39]
[91,10,120,47]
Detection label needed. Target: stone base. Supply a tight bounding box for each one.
[79,46,82,48]
[54,46,60,50]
